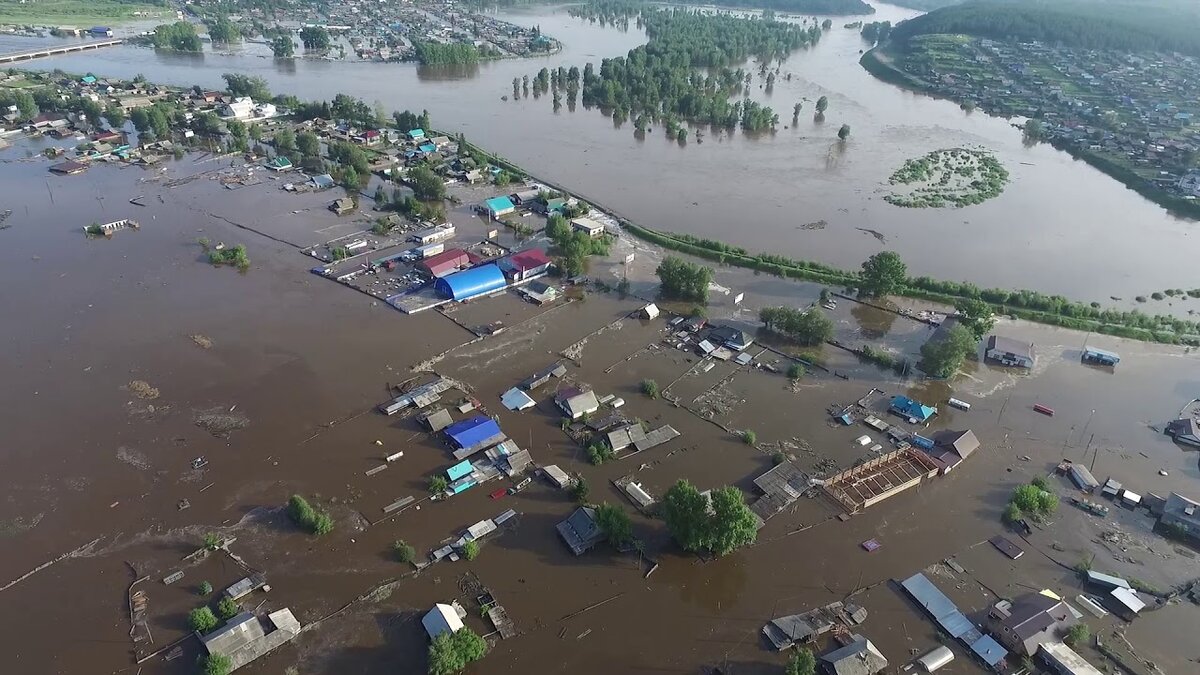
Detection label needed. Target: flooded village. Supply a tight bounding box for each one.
[3,30,1200,675]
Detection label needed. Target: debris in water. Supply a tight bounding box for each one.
[127,380,160,400]
[190,334,213,349]
[194,406,249,437]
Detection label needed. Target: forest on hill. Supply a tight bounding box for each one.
[889,0,1200,55]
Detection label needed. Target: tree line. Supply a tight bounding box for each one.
[553,5,823,132]
[889,1,1200,56]
[414,42,480,66]
[703,0,873,13]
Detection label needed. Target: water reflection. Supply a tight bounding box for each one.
[416,62,482,81]
[850,302,898,340]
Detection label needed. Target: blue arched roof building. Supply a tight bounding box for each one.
[435,264,506,301]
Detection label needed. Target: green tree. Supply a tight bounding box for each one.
[462,540,480,561]
[188,606,219,633]
[199,581,213,596]
[786,647,817,675]
[655,256,713,303]
[759,306,832,346]
[408,166,446,201]
[295,130,319,157]
[151,22,202,52]
[707,486,758,556]
[206,17,241,43]
[594,503,634,548]
[1,89,37,119]
[217,597,239,620]
[920,323,975,378]
[1002,502,1022,524]
[428,628,488,675]
[1023,119,1045,142]
[640,379,660,399]
[430,475,450,494]
[837,123,851,140]
[299,26,331,50]
[662,480,713,553]
[103,103,126,128]
[569,476,590,503]
[953,298,996,340]
[222,74,270,101]
[203,653,233,675]
[859,251,907,297]
[393,540,416,563]
[1066,623,1090,646]
[741,430,757,445]
[787,363,805,380]
[203,533,221,550]
[249,123,263,143]
[1011,484,1044,513]
[815,95,829,113]
[271,34,295,58]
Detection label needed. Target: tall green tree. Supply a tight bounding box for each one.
[593,503,633,548]
[188,606,218,633]
[223,74,271,101]
[206,17,241,43]
[655,256,713,303]
[428,628,487,675]
[859,251,907,297]
[662,481,757,556]
[408,166,446,201]
[103,103,126,128]
[815,95,829,113]
[271,34,295,58]
[953,298,996,340]
[707,486,758,556]
[295,130,319,157]
[663,480,711,553]
[151,22,202,52]
[300,26,331,50]
[920,323,976,378]
[786,647,817,675]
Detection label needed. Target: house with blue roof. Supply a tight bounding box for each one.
[407,128,426,141]
[482,195,515,219]
[418,142,437,154]
[890,396,937,423]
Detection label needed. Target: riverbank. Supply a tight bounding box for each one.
[860,42,1200,221]
[0,0,168,28]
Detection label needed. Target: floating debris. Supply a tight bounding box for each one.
[127,380,159,400]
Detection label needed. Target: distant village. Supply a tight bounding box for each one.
[187,0,559,62]
[890,36,1200,204]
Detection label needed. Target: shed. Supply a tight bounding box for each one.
[1039,641,1104,675]
[569,216,607,238]
[607,424,647,452]
[420,408,453,432]
[916,646,954,673]
[640,303,660,320]
[421,603,464,640]
[445,416,503,450]
[542,464,572,489]
[1119,489,1142,507]
[1081,347,1120,366]
[1085,570,1130,590]
[436,265,507,301]
[49,160,88,175]
[447,459,474,481]
[968,634,1008,669]
[1068,464,1100,492]
[1109,587,1146,618]
[310,173,335,190]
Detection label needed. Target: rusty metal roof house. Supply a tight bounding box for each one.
[750,460,811,521]
[556,506,603,555]
[200,609,301,672]
[820,634,888,675]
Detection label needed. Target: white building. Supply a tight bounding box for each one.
[422,603,465,640]
[253,102,277,118]
[219,97,256,119]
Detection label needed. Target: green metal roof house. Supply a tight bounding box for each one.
[265,156,292,171]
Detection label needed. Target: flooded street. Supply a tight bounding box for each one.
[1,142,1199,675]
[4,4,1200,674]
[2,2,1199,309]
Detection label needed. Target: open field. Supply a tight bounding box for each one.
[0,0,168,27]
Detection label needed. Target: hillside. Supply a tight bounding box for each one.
[889,0,1200,55]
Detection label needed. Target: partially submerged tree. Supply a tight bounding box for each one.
[662,480,756,556]
[859,251,907,297]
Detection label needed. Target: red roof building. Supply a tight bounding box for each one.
[419,249,471,278]
[499,248,552,281]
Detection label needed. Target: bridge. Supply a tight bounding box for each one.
[0,39,124,64]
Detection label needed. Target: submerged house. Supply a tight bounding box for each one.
[889,396,937,424]
[922,429,980,474]
[986,592,1078,656]
[1166,418,1200,447]
[820,634,888,675]
[1159,492,1200,538]
[422,602,465,640]
[200,610,301,672]
[985,335,1036,369]
[555,387,600,420]
[556,506,603,555]
[444,416,505,453]
[435,264,507,302]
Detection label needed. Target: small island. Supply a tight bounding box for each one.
[884,148,1009,208]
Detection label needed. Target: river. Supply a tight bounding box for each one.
[3,2,1198,309]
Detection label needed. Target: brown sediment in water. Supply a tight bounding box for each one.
[0,146,1198,675]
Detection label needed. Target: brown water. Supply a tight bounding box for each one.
[3,1,1199,310]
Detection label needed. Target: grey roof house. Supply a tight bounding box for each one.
[1160,492,1200,537]
[986,592,1078,656]
[556,506,603,555]
[201,609,301,672]
[820,634,888,675]
[1165,418,1200,447]
[555,387,600,420]
[985,335,1036,368]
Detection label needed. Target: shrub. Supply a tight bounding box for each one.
[772,451,787,466]
[787,363,805,380]
[741,430,757,445]
[203,533,221,551]
[1002,503,1022,524]
[203,653,233,675]
[462,540,480,561]
[640,379,660,399]
[393,540,416,563]
[569,476,590,503]
[198,581,213,596]
[188,606,219,633]
[1031,476,1049,491]
[286,494,334,535]
[430,475,450,495]
[217,597,239,620]
[1065,623,1090,646]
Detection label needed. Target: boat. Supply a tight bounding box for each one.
[190,456,209,469]
[1033,404,1055,416]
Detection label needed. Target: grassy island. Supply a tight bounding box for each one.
[884,148,1009,208]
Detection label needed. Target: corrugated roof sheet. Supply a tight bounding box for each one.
[436,264,507,301]
[445,416,502,450]
[447,459,474,481]
[969,634,1008,667]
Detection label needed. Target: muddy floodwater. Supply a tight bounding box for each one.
[3,1,1200,312]
[2,133,1200,675]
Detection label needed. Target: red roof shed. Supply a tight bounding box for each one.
[419,249,470,278]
